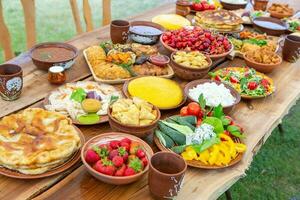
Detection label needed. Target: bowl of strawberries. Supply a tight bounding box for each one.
[81,132,154,185]
[160,26,233,60]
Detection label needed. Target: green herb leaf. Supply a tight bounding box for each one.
[212,104,224,119]
[221,116,230,126]
[202,117,224,134]
[110,95,119,104]
[70,88,86,103]
[192,137,221,154]
[227,125,245,138]
[198,94,206,110]
[119,63,137,77]
[208,72,216,78]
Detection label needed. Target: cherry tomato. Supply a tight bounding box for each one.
[192,3,203,11]
[209,4,215,10]
[187,102,201,116]
[198,109,204,119]
[214,75,221,81]
[230,76,239,83]
[196,118,202,127]
[261,78,269,89]
[180,106,189,116]
[247,82,258,90]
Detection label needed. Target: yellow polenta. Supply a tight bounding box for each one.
[128,77,183,109]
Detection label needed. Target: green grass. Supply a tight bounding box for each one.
[1,1,300,199]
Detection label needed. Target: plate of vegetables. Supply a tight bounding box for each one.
[154,94,247,169]
[209,67,275,99]
[44,81,122,125]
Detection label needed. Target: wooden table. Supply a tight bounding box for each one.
[1,1,300,200]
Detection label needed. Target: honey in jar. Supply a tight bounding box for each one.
[48,66,66,84]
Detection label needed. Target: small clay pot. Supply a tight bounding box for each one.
[110,20,130,44]
[148,152,187,200]
[282,35,300,63]
[0,64,23,101]
[220,0,247,10]
[176,0,191,17]
[250,0,269,11]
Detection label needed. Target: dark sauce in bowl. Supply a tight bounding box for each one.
[31,46,75,63]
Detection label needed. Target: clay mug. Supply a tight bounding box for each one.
[282,35,300,63]
[250,0,269,11]
[110,20,130,44]
[176,0,191,17]
[148,152,187,200]
[0,64,23,101]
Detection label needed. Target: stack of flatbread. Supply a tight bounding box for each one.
[194,9,243,32]
[0,108,81,175]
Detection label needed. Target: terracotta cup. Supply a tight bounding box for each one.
[282,35,300,63]
[250,0,269,11]
[0,64,23,101]
[148,152,187,200]
[110,20,130,44]
[176,0,191,17]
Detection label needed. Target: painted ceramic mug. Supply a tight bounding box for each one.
[110,20,130,44]
[148,152,187,200]
[0,64,23,101]
[282,35,300,63]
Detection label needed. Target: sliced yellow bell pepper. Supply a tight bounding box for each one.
[197,149,210,164]
[235,143,247,153]
[181,146,197,161]
[208,145,219,165]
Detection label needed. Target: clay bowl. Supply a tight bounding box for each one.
[108,99,161,138]
[184,79,241,114]
[122,77,187,111]
[243,52,282,73]
[81,132,153,185]
[129,21,165,45]
[252,17,288,36]
[220,0,247,10]
[160,35,234,60]
[268,10,293,19]
[170,51,212,80]
[30,42,79,71]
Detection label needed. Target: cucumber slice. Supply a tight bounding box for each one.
[155,130,175,148]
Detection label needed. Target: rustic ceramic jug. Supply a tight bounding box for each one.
[282,35,300,63]
[0,64,23,101]
[148,152,187,200]
[250,0,269,11]
[176,0,191,17]
[110,20,130,44]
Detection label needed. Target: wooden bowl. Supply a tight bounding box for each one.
[30,42,79,70]
[122,77,187,110]
[220,0,247,10]
[160,35,234,60]
[170,51,212,80]
[0,126,84,179]
[244,52,282,73]
[184,79,241,114]
[81,132,153,185]
[252,17,288,36]
[108,99,161,138]
[153,133,244,169]
[268,9,293,19]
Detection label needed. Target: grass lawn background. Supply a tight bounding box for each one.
[1,1,299,199]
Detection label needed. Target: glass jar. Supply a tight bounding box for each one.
[48,66,66,84]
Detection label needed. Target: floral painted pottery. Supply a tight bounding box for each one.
[110,20,130,44]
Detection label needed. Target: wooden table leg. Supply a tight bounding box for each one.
[225,190,233,200]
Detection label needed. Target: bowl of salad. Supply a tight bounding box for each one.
[209,67,275,99]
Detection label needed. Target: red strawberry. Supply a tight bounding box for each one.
[141,157,148,167]
[115,164,126,176]
[109,140,120,149]
[118,147,129,162]
[85,149,100,164]
[93,158,116,176]
[99,144,112,152]
[120,137,132,145]
[93,145,109,159]
[93,160,104,173]
[128,155,137,162]
[124,167,136,176]
[112,156,124,167]
[109,149,119,160]
[136,149,146,159]
[120,141,130,151]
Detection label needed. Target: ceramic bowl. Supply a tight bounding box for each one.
[170,51,212,80]
[108,99,161,138]
[268,10,293,19]
[81,132,153,185]
[30,42,78,71]
[129,21,165,45]
[252,17,288,36]
[184,79,241,114]
[244,52,282,73]
[160,35,234,60]
[220,0,247,10]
